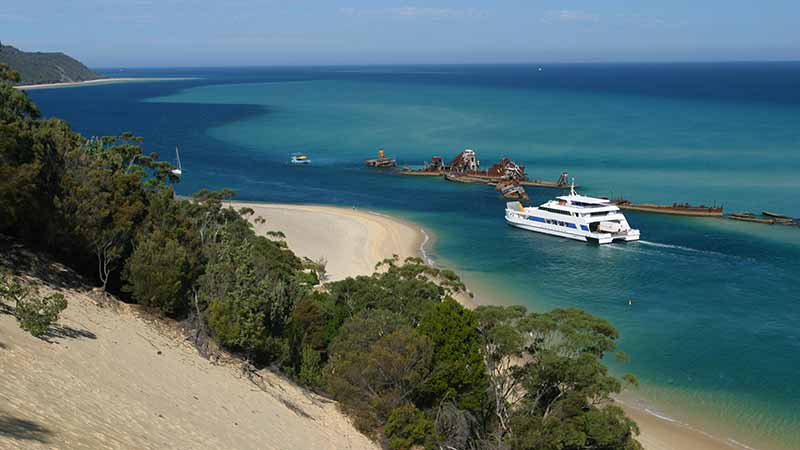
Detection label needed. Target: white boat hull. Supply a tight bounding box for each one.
[505,212,639,244]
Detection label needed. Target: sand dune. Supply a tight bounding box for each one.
[0,251,378,450]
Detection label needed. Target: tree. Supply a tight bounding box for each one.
[285,294,335,379]
[0,75,64,239]
[417,298,488,412]
[123,230,192,316]
[385,404,434,450]
[325,311,432,433]
[188,188,240,247]
[123,188,204,316]
[0,65,38,122]
[327,258,457,325]
[475,305,528,439]
[56,135,154,291]
[0,63,22,83]
[297,345,323,387]
[201,231,301,363]
[313,257,328,283]
[475,306,641,450]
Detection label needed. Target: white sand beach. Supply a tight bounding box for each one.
[230,202,425,281]
[14,77,195,90]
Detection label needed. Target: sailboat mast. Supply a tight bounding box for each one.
[175,146,182,171]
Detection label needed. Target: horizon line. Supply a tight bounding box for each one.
[91,59,800,71]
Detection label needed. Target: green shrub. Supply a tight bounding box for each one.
[202,233,301,363]
[124,231,192,316]
[16,292,67,337]
[1,271,67,337]
[385,404,433,450]
[298,345,322,387]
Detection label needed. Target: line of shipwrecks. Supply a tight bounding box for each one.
[379,148,572,201]
[363,148,798,226]
[727,211,799,226]
[610,199,724,217]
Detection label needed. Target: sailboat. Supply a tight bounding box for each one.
[171,146,183,176]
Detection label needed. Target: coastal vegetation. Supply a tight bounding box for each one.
[0,70,640,449]
[0,269,67,337]
[0,42,101,85]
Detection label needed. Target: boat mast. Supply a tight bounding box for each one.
[175,146,182,171]
[570,178,576,196]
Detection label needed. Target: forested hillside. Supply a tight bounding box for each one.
[0,41,100,85]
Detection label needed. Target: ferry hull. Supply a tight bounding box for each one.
[506,219,589,242]
[505,216,639,244]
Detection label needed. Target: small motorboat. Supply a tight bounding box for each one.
[290,152,311,165]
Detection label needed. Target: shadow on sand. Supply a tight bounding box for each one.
[42,324,97,342]
[0,415,52,443]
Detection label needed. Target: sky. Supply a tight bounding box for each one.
[2,1,799,67]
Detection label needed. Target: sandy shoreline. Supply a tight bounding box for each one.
[14,77,196,90]
[239,201,745,450]
[230,202,424,281]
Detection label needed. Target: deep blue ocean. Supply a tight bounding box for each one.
[28,64,800,449]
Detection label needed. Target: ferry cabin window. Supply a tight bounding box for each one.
[541,207,571,215]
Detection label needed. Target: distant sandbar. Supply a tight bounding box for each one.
[15,77,197,90]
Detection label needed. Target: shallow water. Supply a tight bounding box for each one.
[29,64,800,449]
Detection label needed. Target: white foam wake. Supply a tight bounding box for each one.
[419,228,434,266]
[637,240,726,257]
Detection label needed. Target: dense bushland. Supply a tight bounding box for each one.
[0,66,641,450]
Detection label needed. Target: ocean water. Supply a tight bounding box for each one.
[28,64,800,449]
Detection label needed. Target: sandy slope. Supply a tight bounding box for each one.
[0,254,378,450]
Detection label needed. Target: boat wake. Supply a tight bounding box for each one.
[420,228,435,266]
[637,240,726,257]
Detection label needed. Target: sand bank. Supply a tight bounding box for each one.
[230,202,425,281]
[14,77,196,90]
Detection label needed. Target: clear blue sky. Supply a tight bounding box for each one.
[2,0,799,67]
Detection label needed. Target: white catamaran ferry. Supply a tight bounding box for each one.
[505,182,640,244]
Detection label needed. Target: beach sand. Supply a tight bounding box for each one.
[624,405,744,450]
[230,202,424,281]
[14,77,195,90]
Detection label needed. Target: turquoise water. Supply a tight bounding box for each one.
[29,65,800,449]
